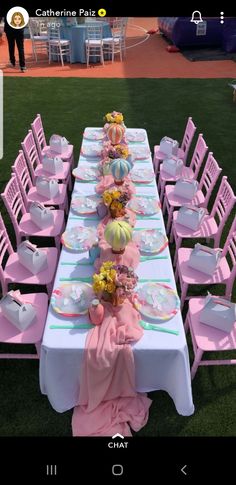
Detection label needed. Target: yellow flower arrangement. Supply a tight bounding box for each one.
[103,192,113,206]
[110,200,123,211]
[104,111,124,124]
[112,190,121,199]
[102,188,121,207]
[93,261,117,295]
[115,144,129,159]
[93,262,139,305]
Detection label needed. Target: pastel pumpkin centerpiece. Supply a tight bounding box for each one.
[111,158,132,186]
[107,123,125,145]
[104,220,132,254]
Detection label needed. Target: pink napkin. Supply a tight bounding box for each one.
[95,175,136,195]
[94,240,140,271]
[72,299,152,436]
[97,209,137,239]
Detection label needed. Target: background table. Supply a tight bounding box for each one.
[40,128,194,416]
[60,22,112,63]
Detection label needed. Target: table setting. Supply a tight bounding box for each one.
[40,111,194,436]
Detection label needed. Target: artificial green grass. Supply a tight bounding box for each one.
[0,78,236,437]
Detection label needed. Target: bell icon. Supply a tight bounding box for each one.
[190,11,203,24]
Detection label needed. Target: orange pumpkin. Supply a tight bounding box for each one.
[107,123,125,145]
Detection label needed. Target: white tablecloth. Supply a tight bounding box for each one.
[40,128,194,416]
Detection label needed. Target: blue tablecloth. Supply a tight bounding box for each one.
[60,22,112,63]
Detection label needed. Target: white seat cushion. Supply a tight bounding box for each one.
[85,39,103,45]
[103,37,120,44]
[33,35,48,41]
[49,39,70,45]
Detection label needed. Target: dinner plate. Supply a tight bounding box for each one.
[51,283,95,316]
[81,145,102,157]
[72,167,99,181]
[126,130,146,143]
[128,197,160,216]
[61,226,98,251]
[133,229,168,254]
[130,147,151,160]
[71,195,98,215]
[130,168,154,183]
[135,282,180,322]
[83,129,105,141]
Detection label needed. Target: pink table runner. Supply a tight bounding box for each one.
[72,299,152,436]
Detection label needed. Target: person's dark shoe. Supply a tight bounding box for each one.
[20,67,27,72]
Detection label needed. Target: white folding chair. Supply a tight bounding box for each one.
[85,25,104,67]
[103,18,127,62]
[28,19,48,62]
[48,26,71,67]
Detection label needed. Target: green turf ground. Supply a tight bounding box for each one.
[0,78,235,436]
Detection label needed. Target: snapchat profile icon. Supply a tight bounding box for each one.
[6,6,29,29]
[98,9,106,17]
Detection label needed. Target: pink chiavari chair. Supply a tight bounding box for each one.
[21,130,72,190]
[153,117,197,178]
[1,175,64,251]
[0,213,58,296]
[163,136,209,235]
[175,217,236,309]
[12,151,68,214]
[31,113,74,168]
[184,297,236,379]
[170,156,225,265]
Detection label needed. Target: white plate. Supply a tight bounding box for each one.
[131,147,151,160]
[72,167,99,181]
[133,229,168,254]
[135,283,180,322]
[81,145,102,157]
[71,195,98,215]
[61,226,98,251]
[51,283,95,316]
[128,197,160,215]
[83,129,105,141]
[130,169,154,183]
[126,130,146,143]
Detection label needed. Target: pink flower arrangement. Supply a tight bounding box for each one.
[102,141,129,160]
[114,265,139,299]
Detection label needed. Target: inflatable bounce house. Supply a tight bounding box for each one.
[158,17,236,53]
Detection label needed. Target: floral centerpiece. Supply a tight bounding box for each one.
[102,187,131,218]
[104,111,124,125]
[103,111,126,133]
[99,143,130,176]
[102,142,129,160]
[93,261,138,306]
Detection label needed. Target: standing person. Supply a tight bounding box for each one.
[4,12,26,72]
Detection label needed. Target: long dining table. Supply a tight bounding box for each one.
[40,127,194,417]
